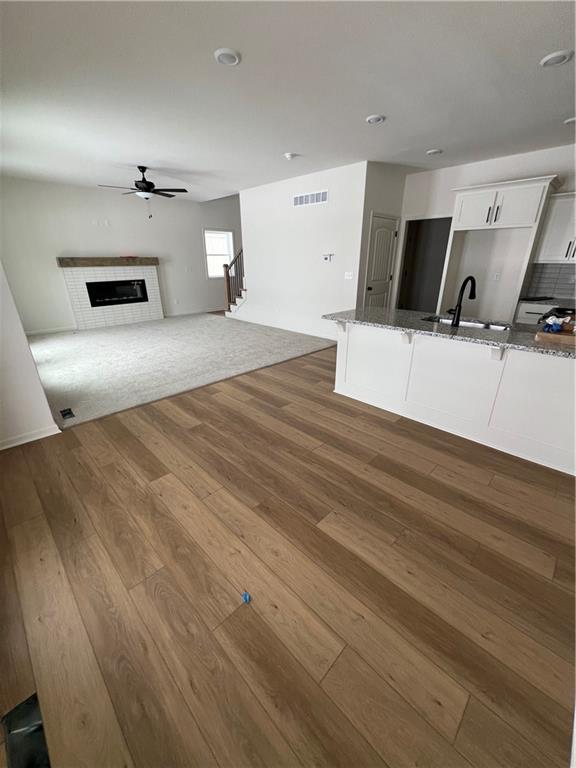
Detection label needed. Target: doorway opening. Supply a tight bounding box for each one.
[398,217,452,312]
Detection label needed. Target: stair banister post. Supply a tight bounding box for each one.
[223,263,231,311]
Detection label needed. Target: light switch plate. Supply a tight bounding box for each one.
[344,272,353,280]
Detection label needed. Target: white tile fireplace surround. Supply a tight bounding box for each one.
[58,257,163,330]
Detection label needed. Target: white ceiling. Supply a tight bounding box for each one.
[1,1,574,201]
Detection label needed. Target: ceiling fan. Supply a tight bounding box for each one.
[98,166,188,199]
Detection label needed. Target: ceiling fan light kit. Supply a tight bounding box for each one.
[98,165,188,206]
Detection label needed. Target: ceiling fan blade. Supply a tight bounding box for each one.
[122,191,137,195]
[153,188,188,193]
[152,191,175,198]
[98,185,134,190]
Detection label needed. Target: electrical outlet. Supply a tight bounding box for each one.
[493,272,501,281]
[344,271,354,280]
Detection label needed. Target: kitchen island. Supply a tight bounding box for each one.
[323,308,575,474]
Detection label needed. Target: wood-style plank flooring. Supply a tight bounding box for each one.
[0,346,574,767]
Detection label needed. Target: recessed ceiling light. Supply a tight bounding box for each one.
[283,152,299,160]
[539,49,573,67]
[365,114,386,125]
[214,48,241,66]
[564,116,576,125]
[426,148,443,156]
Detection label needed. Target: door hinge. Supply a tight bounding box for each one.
[394,231,398,238]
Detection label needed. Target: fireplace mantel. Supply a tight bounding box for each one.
[57,256,159,268]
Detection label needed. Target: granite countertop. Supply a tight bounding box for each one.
[322,308,576,359]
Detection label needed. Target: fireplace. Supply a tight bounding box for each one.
[58,257,163,329]
[86,279,149,307]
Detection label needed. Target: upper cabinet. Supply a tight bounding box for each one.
[436,175,560,321]
[492,184,546,228]
[453,190,497,229]
[534,193,575,263]
[453,178,552,231]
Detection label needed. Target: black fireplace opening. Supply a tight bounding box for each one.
[86,279,148,307]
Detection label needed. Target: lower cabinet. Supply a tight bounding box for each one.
[343,323,413,400]
[489,349,574,453]
[334,323,575,473]
[406,335,504,422]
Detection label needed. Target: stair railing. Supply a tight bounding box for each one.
[223,248,244,311]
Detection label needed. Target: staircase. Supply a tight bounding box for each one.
[223,248,246,312]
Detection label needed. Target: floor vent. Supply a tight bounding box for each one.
[60,408,75,420]
[1,693,51,768]
[293,190,328,207]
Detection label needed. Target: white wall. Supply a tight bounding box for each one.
[356,161,411,307]
[0,260,59,449]
[442,228,533,322]
[401,144,575,220]
[237,162,368,339]
[1,176,242,334]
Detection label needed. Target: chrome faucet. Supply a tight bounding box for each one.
[451,275,477,328]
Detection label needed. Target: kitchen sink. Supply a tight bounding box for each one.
[421,315,511,331]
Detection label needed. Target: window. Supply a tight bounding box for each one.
[204,229,235,278]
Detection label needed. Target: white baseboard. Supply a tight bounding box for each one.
[165,306,227,318]
[26,324,77,336]
[0,424,61,451]
[333,384,575,475]
[227,307,337,340]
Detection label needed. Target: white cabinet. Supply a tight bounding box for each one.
[534,193,575,263]
[453,182,547,231]
[454,190,497,229]
[343,323,412,399]
[406,335,504,422]
[490,350,575,453]
[331,320,575,474]
[439,175,557,321]
[492,184,545,228]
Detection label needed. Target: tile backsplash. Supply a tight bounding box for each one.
[524,263,576,300]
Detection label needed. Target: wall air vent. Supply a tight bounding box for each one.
[293,190,328,207]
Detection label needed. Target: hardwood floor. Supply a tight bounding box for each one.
[0,346,573,767]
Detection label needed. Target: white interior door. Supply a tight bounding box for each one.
[364,215,397,309]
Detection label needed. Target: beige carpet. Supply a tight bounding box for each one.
[29,313,334,427]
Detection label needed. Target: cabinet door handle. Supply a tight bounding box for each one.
[494,205,500,222]
[486,206,492,224]
[565,241,573,259]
